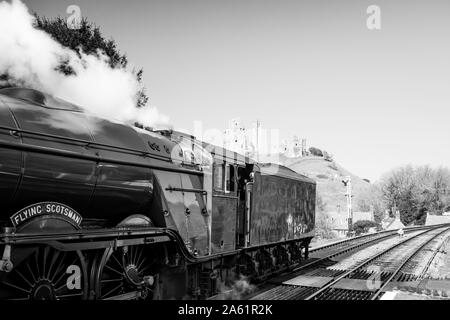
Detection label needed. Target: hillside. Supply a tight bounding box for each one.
[258,154,372,214]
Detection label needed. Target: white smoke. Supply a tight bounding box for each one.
[0,0,170,128]
[216,275,256,300]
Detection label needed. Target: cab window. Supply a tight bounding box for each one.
[225,164,235,193]
[214,163,224,191]
[214,162,236,193]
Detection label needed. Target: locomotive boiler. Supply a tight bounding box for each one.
[0,87,316,300]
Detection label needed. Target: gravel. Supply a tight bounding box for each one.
[423,235,450,279]
[401,230,450,277]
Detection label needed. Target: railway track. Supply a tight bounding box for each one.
[250,224,450,300]
[211,228,410,300]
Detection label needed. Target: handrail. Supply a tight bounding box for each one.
[0,125,165,159]
[166,187,207,195]
[0,140,203,176]
[0,125,206,170]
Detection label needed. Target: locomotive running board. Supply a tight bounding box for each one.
[0,226,172,251]
[1,226,314,265]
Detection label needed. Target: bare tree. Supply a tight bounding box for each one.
[356,183,384,223]
[380,165,450,225]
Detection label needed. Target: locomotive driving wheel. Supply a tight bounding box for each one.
[94,245,155,300]
[0,245,88,300]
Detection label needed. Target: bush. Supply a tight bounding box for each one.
[314,195,336,239]
[352,220,379,236]
[414,207,427,226]
[309,147,323,157]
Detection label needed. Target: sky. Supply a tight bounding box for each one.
[22,0,450,181]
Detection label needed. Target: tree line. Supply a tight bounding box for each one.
[357,165,450,226]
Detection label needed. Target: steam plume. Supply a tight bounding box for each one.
[216,275,256,300]
[0,0,169,128]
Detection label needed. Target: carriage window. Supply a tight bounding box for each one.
[225,164,235,193]
[214,163,224,191]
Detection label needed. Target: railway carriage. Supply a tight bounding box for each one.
[0,87,316,300]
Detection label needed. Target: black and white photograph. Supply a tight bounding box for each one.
[0,0,450,311]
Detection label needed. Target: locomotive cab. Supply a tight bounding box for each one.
[203,143,253,253]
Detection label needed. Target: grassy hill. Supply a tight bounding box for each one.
[258,154,372,213]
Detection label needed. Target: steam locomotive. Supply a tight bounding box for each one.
[0,87,315,300]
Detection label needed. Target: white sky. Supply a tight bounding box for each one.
[24,0,450,181]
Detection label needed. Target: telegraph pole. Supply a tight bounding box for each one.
[342,176,353,237]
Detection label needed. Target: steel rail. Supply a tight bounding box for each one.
[290,225,437,275]
[417,232,450,280]
[308,224,437,256]
[370,227,450,300]
[304,225,450,300]
[292,233,396,273]
[247,226,434,300]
